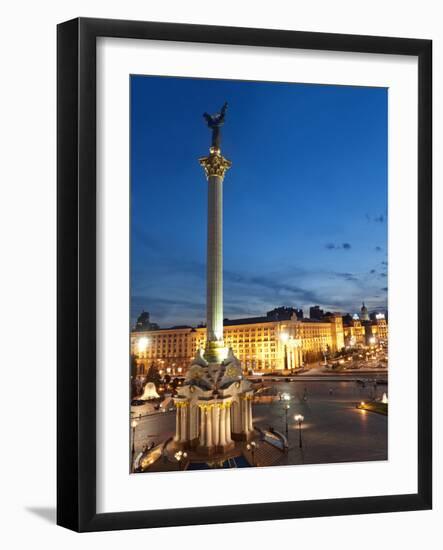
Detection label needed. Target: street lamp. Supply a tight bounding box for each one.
[281,392,291,437]
[137,337,149,354]
[294,414,304,448]
[246,441,258,466]
[174,450,188,470]
[131,419,138,472]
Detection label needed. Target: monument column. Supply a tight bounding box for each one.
[207,170,223,344]
[199,102,231,364]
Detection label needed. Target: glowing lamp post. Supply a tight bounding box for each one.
[322,345,328,366]
[281,392,291,437]
[137,336,149,354]
[131,419,138,472]
[174,450,188,471]
[294,414,304,449]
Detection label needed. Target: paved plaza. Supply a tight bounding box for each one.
[132,375,387,471]
[255,378,387,466]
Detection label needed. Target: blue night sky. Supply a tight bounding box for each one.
[131,75,387,328]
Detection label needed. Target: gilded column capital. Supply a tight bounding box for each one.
[199,147,232,179]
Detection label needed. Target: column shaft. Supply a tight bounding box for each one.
[213,405,220,447]
[219,407,227,446]
[206,175,223,343]
[244,400,248,433]
[174,406,181,442]
[199,407,205,446]
[248,400,253,431]
[206,408,213,448]
[225,404,232,444]
[179,406,187,443]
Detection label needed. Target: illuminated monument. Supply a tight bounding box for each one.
[172,103,254,454]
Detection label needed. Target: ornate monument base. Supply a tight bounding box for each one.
[172,348,254,456]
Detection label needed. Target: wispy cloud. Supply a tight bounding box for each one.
[224,270,324,305]
[366,213,386,223]
[334,272,360,282]
[325,242,352,250]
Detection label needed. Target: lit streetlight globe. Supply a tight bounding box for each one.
[137,337,150,354]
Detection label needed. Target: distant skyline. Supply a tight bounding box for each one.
[131,75,387,328]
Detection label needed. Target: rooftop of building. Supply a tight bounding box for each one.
[131,305,387,333]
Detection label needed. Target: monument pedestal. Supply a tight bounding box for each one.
[173,351,254,459]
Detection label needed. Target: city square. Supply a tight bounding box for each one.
[130,78,388,474]
[131,373,387,472]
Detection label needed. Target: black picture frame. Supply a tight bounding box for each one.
[57,17,432,532]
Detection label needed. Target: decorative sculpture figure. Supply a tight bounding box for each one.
[203,102,228,149]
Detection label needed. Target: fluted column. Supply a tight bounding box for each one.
[199,406,205,446]
[192,405,199,441]
[219,406,227,447]
[213,405,220,447]
[174,405,181,442]
[189,405,196,441]
[179,406,186,443]
[248,399,253,431]
[232,401,239,433]
[206,407,213,448]
[225,404,232,444]
[243,399,248,433]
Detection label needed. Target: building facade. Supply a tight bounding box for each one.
[343,316,388,347]
[131,313,347,376]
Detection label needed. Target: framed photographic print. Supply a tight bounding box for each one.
[57,17,432,532]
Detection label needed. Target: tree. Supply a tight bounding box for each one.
[130,354,139,399]
[145,362,161,388]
